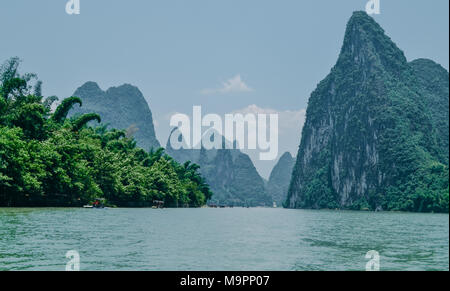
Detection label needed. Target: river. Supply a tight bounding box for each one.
[0,207,448,271]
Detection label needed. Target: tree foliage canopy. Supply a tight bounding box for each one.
[0,58,212,207]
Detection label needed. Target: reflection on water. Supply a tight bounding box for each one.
[0,208,448,271]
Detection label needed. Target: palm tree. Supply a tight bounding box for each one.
[51,96,82,123]
[98,129,126,147]
[143,147,165,167]
[0,57,37,100]
[72,113,101,132]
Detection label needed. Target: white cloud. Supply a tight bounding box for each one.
[201,74,254,95]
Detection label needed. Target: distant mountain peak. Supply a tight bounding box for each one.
[166,129,272,207]
[267,151,295,207]
[106,83,142,96]
[166,127,238,151]
[279,151,293,160]
[76,81,103,93]
[71,82,160,150]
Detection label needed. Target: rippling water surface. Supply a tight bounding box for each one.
[0,208,448,270]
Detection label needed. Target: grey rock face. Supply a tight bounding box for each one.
[71,81,160,151]
[166,132,272,207]
[287,12,449,212]
[267,152,295,207]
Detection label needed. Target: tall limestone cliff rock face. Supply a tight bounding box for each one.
[71,82,160,151]
[166,132,272,207]
[287,12,449,212]
[267,152,295,207]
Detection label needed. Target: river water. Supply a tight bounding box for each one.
[0,208,448,271]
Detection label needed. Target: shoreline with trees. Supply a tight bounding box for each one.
[0,58,212,208]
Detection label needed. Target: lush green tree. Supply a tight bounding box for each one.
[0,58,212,207]
[72,113,101,132]
[51,96,82,123]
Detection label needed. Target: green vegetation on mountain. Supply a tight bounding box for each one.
[0,58,211,207]
[267,152,295,207]
[287,12,449,213]
[166,132,272,207]
[70,81,160,151]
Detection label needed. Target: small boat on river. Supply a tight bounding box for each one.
[83,198,106,209]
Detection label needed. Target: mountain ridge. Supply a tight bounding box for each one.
[166,130,272,207]
[71,81,160,151]
[267,152,295,207]
[287,11,449,212]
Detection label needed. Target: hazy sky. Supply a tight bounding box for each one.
[1,0,448,177]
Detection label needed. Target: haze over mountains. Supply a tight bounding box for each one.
[166,130,273,207]
[70,82,275,207]
[267,152,295,207]
[66,11,448,212]
[287,12,449,213]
